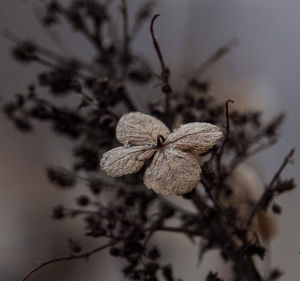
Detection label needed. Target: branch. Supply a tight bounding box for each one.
[201,175,241,233]
[120,0,130,70]
[148,226,202,237]
[150,14,166,71]
[246,148,295,226]
[21,240,119,281]
[269,148,295,188]
[158,196,198,217]
[76,173,196,217]
[2,29,97,75]
[194,38,239,75]
[190,188,207,212]
[150,14,172,118]
[216,99,234,178]
[228,138,277,174]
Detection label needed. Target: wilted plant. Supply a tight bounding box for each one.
[1,1,296,281]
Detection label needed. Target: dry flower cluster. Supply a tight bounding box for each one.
[1,1,296,281]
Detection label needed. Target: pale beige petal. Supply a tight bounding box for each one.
[116,112,170,146]
[165,122,223,154]
[143,148,201,195]
[100,146,155,177]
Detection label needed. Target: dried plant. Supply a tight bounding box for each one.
[1,1,296,281]
[101,112,223,194]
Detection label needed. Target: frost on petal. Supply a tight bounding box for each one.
[116,112,170,146]
[143,148,201,195]
[100,146,155,177]
[165,122,223,155]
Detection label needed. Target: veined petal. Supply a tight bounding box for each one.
[165,122,223,154]
[143,148,201,195]
[100,146,155,177]
[116,112,170,146]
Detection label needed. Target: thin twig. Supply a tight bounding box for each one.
[146,226,202,236]
[59,5,104,54]
[216,99,234,178]
[159,196,198,217]
[150,14,172,120]
[269,148,295,188]
[34,55,57,68]
[150,14,166,71]
[228,138,277,173]
[120,0,130,72]
[118,0,141,112]
[77,173,196,217]
[31,4,77,57]
[2,29,98,74]
[190,188,207,212]
[21,240,119,281]
[201,176,240,233]
[130,0,156,39]
[225,99,234,133]
[246,148,295,226]
[194,38,239,75]
[226,113,285,179]
[122,89,139,111]
[121,0,129,51]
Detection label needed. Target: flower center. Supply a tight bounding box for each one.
[156,135,166,147]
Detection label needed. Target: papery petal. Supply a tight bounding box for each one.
[116,112,170,146]
[100,146,155,177]
[143,148,201,195]
[165,122,223,154]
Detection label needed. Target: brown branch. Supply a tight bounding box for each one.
[118,1,142,112]
[269,148,295,188]
[2,29,97,74]
[226,113,285,178]
[158,196,198,217]
[216,99,234,178]
[225,99,234,133]
[150,14,172,119]
[200,175,240,233]
[150,14,166,71]
[190,188,207,212]
[228,138,277,174]
[120,0,130,69]
[194,38,239,75]
[122,89,139,111]
[21,240,119,281]
[76,172,196,217]
[148,226,202,236]
[246,148,295,226]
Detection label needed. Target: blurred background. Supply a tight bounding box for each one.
[0,0,299,280]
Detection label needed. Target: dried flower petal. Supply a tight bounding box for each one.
[143,148,201,195]
[101,112,223,195]
[165,123,223,154]
[116,112,170,146]
[100,146,155,177]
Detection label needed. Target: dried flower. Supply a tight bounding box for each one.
[3,2,296,280]
[100,112,223,195]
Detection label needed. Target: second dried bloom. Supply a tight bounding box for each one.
[100,112,223,195]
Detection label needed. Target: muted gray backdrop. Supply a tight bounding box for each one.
[0,0,299,280]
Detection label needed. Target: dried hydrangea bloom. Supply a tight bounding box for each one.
[100,112,223,195]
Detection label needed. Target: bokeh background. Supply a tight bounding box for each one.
[0,0,299,280]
